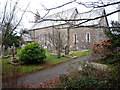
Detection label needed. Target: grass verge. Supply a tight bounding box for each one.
[2,57,43,81]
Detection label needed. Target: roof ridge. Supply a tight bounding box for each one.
[44,7,77,18]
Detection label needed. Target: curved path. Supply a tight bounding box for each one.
[3,54,101,87]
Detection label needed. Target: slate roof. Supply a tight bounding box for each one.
[30,8,105,30]
[75,8,104,26]
[30,8,78,30]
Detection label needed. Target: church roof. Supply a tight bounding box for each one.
[30,8,78,30]
[75,8,104,26]
[29,8,105,30]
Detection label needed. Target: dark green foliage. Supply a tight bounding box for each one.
[5,33,20,48]
[19,42,46,64]
[105,21,120,48]
[104,21,120,63]
[58,63,119,88]
[109,52,120,64]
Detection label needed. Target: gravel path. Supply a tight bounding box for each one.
[3,54,101,88]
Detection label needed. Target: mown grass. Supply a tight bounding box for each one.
[45,50,71,65]
[2,57,43,81]
[45,56,71,65]
[45,50,92,65]
[71,50,93,57]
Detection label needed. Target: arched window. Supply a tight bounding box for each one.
[74,33,77,44]
[86,32,90,42]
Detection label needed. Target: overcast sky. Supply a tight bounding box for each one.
[0,0,119,29]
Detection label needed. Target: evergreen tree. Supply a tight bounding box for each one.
[105,21,120,48]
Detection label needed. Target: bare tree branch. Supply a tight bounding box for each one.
[1,0,30,46]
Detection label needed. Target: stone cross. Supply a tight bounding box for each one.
[11,44,16,58]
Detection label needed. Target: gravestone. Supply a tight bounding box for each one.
[11,46,14,58]
[7,47,11,55]
[2,45,5,57]
[21,44,25,49]
[11,44,16,58]
[47,44,52,52]
[13,44,17,54]
[65,46,69,55]
[11,44,16,62]
[0,45,1,57]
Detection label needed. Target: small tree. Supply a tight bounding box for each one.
[19,42,46,64]
[6,33,20,48]
[48,27,64,58]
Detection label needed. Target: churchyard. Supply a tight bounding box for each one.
[2,43,92,82]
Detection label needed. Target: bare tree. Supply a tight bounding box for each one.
[48,26,65,58]
[37,0,119,26]
[1,0,29,48]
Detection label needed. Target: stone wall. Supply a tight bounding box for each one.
[29,25,108,52]
[69,27,108,50]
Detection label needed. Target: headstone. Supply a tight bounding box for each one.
[10,57,14,62]
[13,44,17,54]
[47,44,52,52]
[11,46,14,54]
[11,44,16,58]
[21,44,25,49]
[65,46,69,55]
[7,47,11,55]
[0,45,1,57]
[2,45,5,57]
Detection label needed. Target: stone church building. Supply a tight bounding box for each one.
[28,8,108,52]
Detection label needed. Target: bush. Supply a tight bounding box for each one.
[108,52,120,64]
[57,63,119,88]
[92,40,114,58]
[19,42,46,64]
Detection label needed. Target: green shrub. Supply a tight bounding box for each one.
[19,42,46,64]
[57,63,119,88]
[100,52,120,64]
[110,52,120,64]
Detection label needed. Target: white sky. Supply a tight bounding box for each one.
[0,0,119,29]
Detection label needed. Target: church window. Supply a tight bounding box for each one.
[74,33,77,44]
[86,32,90,42]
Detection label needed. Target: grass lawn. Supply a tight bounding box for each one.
[45,50,92,65]
[2,57,44,81]
[45,55,71,65]
[71,50,93,58]
[45,50,71,65]
[2,49,92,81]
